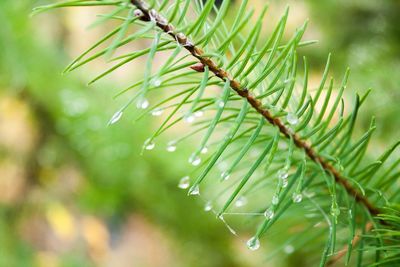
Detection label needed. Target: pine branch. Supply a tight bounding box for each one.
[130,0,382,220]
[35,0,400,264]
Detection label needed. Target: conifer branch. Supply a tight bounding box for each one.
[130,0,382,220]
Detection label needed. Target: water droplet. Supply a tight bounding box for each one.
[167,145,176,152]
[166,141,177,152]
[109,110,123,125]
[284,245,294,254]
[189,185,200,195]
[192,158,201,166]
[246,237,260,251]
[286,112,299,125]
[216,100,225,108]
[201,147,208,154]
[178,176,190,189]
[194,111,204,118]
[152,78,162,87]
[282,178,288,188]
[137,96,149,109]
[204,201,213,212]
[278,169,289,179]
[184,113,195,123]
[144,139,155,150]
[292,193,303,203]
[235,196,248,207]
[272,195,279,205]
[264,208,274,219]
[221,171,230,180]
[189,154,201,166]
[151,107,164,116]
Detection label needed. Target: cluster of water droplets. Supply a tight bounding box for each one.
[278,168,289,188]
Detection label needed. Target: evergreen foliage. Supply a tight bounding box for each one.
[35,0,400,265]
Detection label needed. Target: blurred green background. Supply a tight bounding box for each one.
[0,1,398,266]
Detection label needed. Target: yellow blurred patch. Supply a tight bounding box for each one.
[46,203,76,241]
[35,251,59,267]
[82,216,109,261]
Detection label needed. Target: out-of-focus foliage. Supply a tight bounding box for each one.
[305,0,400,142]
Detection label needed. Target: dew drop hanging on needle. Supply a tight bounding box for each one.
[109,110,123,125]
[151,107,164,116]
[204,201,213,212]
[184,113,195,124]
[166,141,177,152]
[137,96,149,110]
[189,185,200,196]
[178,176,190,189]
[246,237,260,251]
[144,138,155,150]
[189,154,201,166]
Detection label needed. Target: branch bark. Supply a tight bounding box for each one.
[130,0,382,219]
